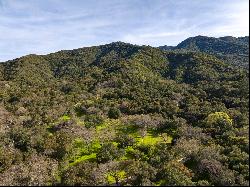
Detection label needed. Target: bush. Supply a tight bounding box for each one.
[204,112,233,136]
[115,134,135,148]
[61,162,100,186]
[108,107,121,119]
[96,143,124,163]
[85,114,104,128]
[9,127,31,152]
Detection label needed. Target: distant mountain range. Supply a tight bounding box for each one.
[159,35,249,69]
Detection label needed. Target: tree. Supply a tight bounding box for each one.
[61,161,101,186]
[160,160,194,186]
[198,159,235,186]
[9,127,31,152]
[0,153,58,186]
[115,134,135,148]
[124,160,156,186]
[43,131,73,160]
[206,112,233,126]
[84,114,104,128]
[204,112,233,136]
[108,107,121,119]
[96,143,124,163]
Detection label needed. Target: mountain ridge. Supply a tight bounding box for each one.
[2,35,248,64]
[159,35,249,69]
[0,35,249,186]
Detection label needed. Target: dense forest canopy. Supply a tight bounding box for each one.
[0,37,249,186]
[159,35,249,69]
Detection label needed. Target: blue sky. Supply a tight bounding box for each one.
[0,0,249,61]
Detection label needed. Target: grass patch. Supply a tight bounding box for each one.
[136,134,162,145]
[60,115,71,121]
[134,130,172,146]
[96,122,109,132]
[70,153,96,165]
[89,140,102,152]
[112,141,119,147]
[118,124,139,135]
[106,170,126,184]
[154,179,165,186]
[92,119,121,133]
[75,118,84,126]
[118,125,172,145]
[120,146,135,160]
[69,138,101,165]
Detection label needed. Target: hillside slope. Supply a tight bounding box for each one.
[0,42,249,186]
[159,36,249,68]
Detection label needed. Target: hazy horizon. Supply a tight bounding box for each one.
[0,0,249,62]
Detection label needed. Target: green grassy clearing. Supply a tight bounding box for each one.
[69,153,97,165]
[60,115,71,121]
[68,119,172,165]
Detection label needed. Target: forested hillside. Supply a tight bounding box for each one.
[0,41,249,186]
[159,36,249,69]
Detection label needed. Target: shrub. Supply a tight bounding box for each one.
[108,107,121,119]
[96,143,124,163]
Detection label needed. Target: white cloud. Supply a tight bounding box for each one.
[0,0,249,61]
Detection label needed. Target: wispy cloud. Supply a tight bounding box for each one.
[0,0,249,61]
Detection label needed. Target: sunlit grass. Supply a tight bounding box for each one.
[60,115,71,121]
[68,118,173,165]
[70,153,97,166]
[106,170,126,184]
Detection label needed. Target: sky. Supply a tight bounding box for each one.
[0,0,249,61]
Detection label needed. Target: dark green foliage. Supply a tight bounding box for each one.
[124,160,157,186]
[9,127,31,152]
[160,35,249,69]
[0,40,248,186]
[61,162,100,186]
[96,143,124,163]
[198,159,235,186]
[60,84,73,94]
[84,114,105,128]
[115,134,135,148]
[108,107,121,119]
[42,131,73,160]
